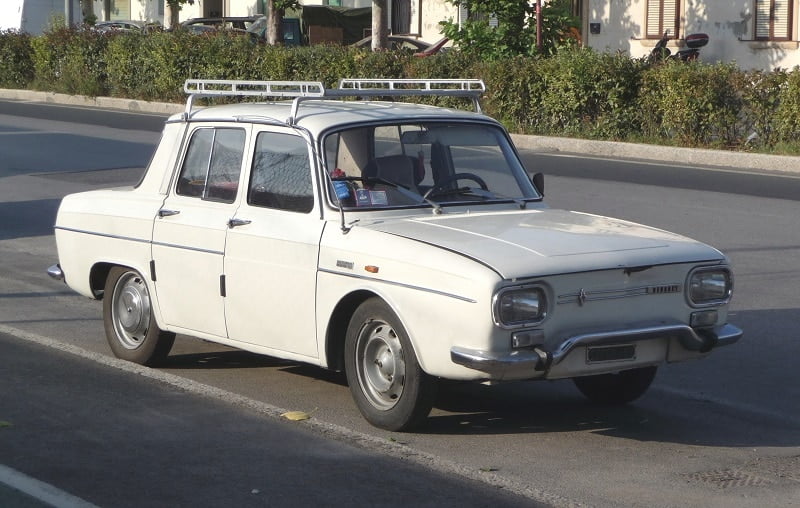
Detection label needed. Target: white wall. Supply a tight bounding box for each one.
[1,0,82,34]
[586,0,800,70]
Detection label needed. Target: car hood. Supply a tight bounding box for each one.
[361,208,724,279]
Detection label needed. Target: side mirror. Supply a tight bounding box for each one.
[531,172,544,197]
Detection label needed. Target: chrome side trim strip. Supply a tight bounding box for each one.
[318,267,476,303]
[55,226,149,245]
[151,241,223,256]
[54,227,223,256]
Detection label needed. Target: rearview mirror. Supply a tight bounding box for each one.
[531,172,544,197]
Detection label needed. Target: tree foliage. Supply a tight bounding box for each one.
[440,0,579,60]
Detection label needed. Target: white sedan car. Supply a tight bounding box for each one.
[49,79,741,431]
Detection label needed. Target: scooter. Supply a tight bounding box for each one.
[649,30,708,63]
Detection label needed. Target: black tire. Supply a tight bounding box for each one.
[572,366,657,405]
[103,266,175,366]
[345,298,437,431]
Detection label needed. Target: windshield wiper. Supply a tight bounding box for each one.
[427,187,528,209]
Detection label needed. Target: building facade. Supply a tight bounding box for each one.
[583,0,800,69]
[95,0,458,42]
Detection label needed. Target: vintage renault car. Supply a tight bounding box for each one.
[48,79,741,431]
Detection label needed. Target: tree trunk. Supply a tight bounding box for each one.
[80,0,94,22]
[267,0,283,45]
[372,0,388,51]
[168,1,181,29]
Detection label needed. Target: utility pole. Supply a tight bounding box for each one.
[65,0,73,26]
[536,0,542,52]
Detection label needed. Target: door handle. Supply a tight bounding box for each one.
[228,218,252,228]
[158,209,180,217]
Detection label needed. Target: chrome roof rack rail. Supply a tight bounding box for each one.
[183,78,486,122]
[183,79,326,119]
[334,78,485,113]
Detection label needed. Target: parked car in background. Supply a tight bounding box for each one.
[94,20,161,33]
[351,34,431,52]
[180,16,261,31]
[49,78,741,432]
[246,15,303,46]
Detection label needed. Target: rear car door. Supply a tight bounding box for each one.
[151,125,248,338]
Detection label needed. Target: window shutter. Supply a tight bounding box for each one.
[647,0,680,38]
[459,4,469,28]
[773,0,791,39]
[756,0,772,38]
[756,0,791,40]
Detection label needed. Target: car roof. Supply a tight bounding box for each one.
[173,100,494,136]
[173,79,491,136]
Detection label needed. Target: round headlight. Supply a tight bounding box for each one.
[688,267,732,306]
[494,286,547,327]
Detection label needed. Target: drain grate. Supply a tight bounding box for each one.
[684,469,776,489]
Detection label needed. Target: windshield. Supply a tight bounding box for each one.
[323,122,539,210]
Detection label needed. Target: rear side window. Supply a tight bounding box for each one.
[248,132,314,213]
[176,127,246,203]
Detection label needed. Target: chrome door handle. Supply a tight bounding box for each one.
[228,218,252,228]
[158,209,180,217]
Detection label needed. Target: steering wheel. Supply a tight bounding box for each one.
[423,173,489,200]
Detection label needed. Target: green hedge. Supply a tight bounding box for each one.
[4,26,800,154]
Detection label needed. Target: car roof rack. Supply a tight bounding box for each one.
[183,78,486,123]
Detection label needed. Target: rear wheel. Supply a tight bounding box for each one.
[103,266,174,366]
[345,298,437,431]
[572,366,657,405]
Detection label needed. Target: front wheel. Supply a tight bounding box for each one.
[345,298,437,431]
[572,366,657,405]
[103,266,175,366]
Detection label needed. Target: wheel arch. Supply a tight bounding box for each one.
[324,290,378,372]
[89,262,116,299]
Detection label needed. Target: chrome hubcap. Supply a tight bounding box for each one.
[357,321,405,410]
[112,271,151,350]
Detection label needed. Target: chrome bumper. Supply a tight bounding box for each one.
[47,264,64,281]
[451,322,743,379]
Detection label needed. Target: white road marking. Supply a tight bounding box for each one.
[0,464,100,508]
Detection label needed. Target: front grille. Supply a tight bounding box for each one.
[557,283,682,305]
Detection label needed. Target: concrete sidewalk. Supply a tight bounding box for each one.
[4,88,800,174]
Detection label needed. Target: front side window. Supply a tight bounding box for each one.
[755,0,792,40]
[323,122,539,210]
[248,132,314,213]
[646,0,681,39]
[176,127,245,203]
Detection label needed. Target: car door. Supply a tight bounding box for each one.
[151,125,248,338]
[223,128,322,359]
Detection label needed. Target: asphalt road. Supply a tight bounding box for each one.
[1,98,798,507]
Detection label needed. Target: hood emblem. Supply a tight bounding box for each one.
[578,288,588,306]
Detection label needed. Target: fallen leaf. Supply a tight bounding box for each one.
[281,411,311,421]
[0,421,12,428]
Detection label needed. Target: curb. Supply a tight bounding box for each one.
[511,134,800,174]
[4,88,800,174]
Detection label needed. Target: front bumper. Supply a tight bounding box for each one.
[450,322,743,381]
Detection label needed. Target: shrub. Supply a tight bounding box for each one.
[640,62,741,147]
[775,68,800,145]
[31,26,108,96]
[0,30,34,88]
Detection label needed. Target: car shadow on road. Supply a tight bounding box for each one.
[422,378,798,448]
[0,198,61,240]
